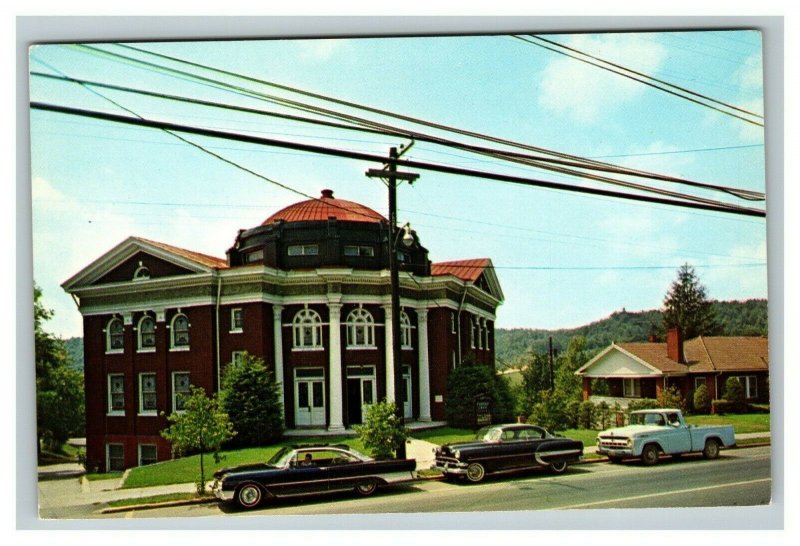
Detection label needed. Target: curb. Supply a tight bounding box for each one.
[100,496,218,514]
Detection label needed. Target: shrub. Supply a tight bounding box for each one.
[596,401,611,430]
[657,385,685,411]
[627,398,659,413]
[693,384,711,414]
[578,400,596,430]
[353,400,408,459]
[528,390,571,432]
[724,377,747,412]
[591,378,610,396]
[445,362,515,427]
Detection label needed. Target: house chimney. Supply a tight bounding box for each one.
[666,327,684,363]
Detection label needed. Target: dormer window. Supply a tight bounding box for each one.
[133,263,150,281]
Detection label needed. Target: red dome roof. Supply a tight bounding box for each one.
[263,189,387,225]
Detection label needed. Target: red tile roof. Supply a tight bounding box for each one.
[263,189,386,225]
[617,336,768,374]
[430,258,491,282]
[616,342,689,373]
[684,336,769,372]
[135,237,228,269]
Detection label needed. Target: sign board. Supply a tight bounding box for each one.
[474,393,492,426]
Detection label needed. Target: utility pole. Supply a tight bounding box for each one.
[366,145,418,460]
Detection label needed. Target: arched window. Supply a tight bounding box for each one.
[170,313,190,349]
[345,307,375,348]
[400,311,413,350]
[106,317,124,353]
[293,308,323,349]
[137,316,156,351]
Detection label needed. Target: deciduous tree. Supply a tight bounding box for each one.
[34,284,84,455]
[161,386,236,494]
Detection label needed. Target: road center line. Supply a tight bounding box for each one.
[553,478,771,510]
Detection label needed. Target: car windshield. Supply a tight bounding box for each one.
[475,427,502,442]
[266,447,294,467]
[630,413,666,426]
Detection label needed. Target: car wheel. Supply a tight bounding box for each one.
[641,444,660,466]
[236,483,263,510]
[702,439,720,460]
[355,479,378,497]
[549,460,568,474]
[466,462,486,483]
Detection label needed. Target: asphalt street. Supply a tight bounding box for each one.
[89,445,771,519]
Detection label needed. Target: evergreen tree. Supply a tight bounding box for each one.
[662,263,718,339]
[554,336,588,400]
[219,353,284,447]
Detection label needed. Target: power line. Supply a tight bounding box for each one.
[30,101,767,219]
[513,34,764,127]
[33,58,765,203]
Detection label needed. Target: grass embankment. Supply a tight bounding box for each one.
[107,492,200,508]
[118,413,770,490]
[122,436,365,489]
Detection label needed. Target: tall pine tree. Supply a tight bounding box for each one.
[662,264,718,339]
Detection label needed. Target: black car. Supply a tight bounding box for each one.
[212,444,417,509]
[433,424,583,483]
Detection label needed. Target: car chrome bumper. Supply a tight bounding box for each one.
[597,447,634,457]
[211,480,235,502]
[432,461,469,475]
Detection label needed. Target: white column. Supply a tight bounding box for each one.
[327,301,345,432]
[416,308,432,422]
[272,304,284,391]
[382,304,396,403]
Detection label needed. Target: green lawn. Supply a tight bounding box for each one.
[684,413,771,434]
[122,436,365,489]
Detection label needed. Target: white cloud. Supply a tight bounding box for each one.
[537,34,668,123]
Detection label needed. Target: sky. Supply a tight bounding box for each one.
[27,29,769,339]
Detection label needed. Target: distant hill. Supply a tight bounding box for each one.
[58,299,768,373]
[64,337,84,370]
[495,299,767,369]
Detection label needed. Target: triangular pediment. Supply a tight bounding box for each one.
[62,237,225,291]
[576,345,662,377]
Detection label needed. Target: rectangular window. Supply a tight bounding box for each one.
[343,245,375,257]
[139,373,157,415]
[694,377,706,391]
[450,312,456,334]
[232,351,246,365]
[623,378,642,398]
[288,244,319,256]
[230,308,243,332]
[738,376,758,399]
[107,443,125,472]
[138,444,157,466]
[172,372,190,412]
[108,374,125,415]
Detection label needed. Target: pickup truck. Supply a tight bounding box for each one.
[596,409,735,465]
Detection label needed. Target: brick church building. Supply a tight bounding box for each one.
[63,190,503,471]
